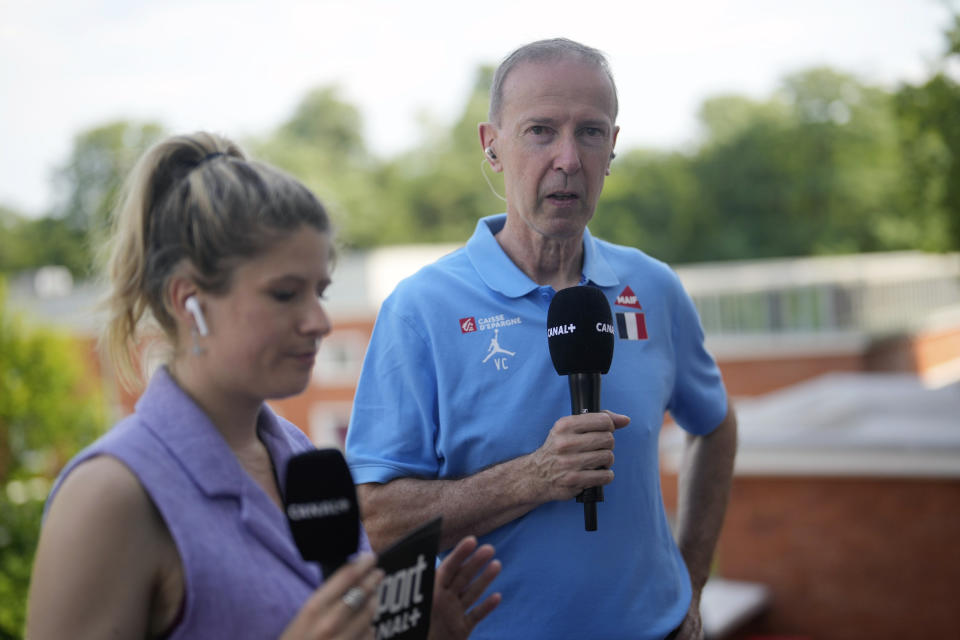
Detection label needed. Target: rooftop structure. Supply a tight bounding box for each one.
[662,371,960,478]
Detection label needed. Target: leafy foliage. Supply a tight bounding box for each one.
[0,281,108,638]
[50,121,165,275]
[893,12,960,251]
[253,68,503,249]
[0,210,91,277]
[52,121,165,233]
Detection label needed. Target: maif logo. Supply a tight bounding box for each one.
[460,317,477,333]
[616,285,642,309]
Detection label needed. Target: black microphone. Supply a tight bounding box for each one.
[546,285,615,531]
[284,448,361,578]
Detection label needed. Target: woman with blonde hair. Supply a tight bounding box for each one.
[26,132,500,639]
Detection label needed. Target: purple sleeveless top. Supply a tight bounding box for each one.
[49,368,367,638]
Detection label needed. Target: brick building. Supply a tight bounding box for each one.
[661,253,960,639]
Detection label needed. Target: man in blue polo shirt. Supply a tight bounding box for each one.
[346,38,737,640]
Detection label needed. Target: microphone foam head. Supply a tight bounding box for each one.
[547,285,615,375]
[284,448,360,568]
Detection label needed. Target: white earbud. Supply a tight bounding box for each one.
[485,147,497,160]
[185,296,209,337]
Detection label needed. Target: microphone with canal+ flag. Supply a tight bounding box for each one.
[546,285,615,531]
[284,448,361,578]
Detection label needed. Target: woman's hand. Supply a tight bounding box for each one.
[281,554,384,640]
[428,537,502,640]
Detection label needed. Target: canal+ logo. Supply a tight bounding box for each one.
[616,286,642,309]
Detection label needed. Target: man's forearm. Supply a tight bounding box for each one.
[357,411,628,552]
[357,455,542,552]
[674,406,738,597]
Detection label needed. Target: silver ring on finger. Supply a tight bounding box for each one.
[341,586,367,611]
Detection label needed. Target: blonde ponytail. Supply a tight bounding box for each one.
[99,132,330,391]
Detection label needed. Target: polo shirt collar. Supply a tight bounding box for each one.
[465,214,619,298]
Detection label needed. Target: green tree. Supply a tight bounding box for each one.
[594,149,702,264]
[0,280,108,638]
[0,207,91,277]
[678,68,912,260]
[0,207,28,273]
[781,67,908,253]
[277,86,368,160]
[51,121,165,274]
[895,10,960,251]
[2,119,163,279]
[594,65,934,263]
[253,86,388,248]
[256,70,504,249]
[373,66,503,245]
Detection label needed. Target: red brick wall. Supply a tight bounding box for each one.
[269,385,355,435]
[863,324,960,375]
[864,335,919,373]
[715,325,960,399]
[718,354,864,397]
[663,475,960,639]
[269,317,373,439]
[911,325,960,372]
[658,325,960,639]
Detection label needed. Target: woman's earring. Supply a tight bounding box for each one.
[185,296,208,355]
[191,326,206,355]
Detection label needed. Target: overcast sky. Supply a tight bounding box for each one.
[0,0,953,216]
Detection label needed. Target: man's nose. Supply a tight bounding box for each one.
[553,134,582,175]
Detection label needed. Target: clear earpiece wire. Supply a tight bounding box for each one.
[480,157,507,202]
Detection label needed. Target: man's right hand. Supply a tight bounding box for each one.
[527,410,630,502]
[356,411,630,552]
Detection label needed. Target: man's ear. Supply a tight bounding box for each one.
[478,122,502,173]
[606,125,620,176]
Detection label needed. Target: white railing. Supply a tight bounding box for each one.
[679,252,960,336]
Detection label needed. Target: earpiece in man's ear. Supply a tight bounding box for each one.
[485,147,497,160]
[185,296,209,337]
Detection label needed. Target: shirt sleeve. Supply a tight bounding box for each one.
[345,298,442,485]
[665,270,728,435]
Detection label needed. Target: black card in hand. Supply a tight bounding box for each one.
[373,517,442,640]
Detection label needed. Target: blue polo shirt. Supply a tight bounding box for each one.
[346,214,727,639]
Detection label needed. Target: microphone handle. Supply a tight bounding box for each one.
[568,373,603,532]
[321,558,346,581]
